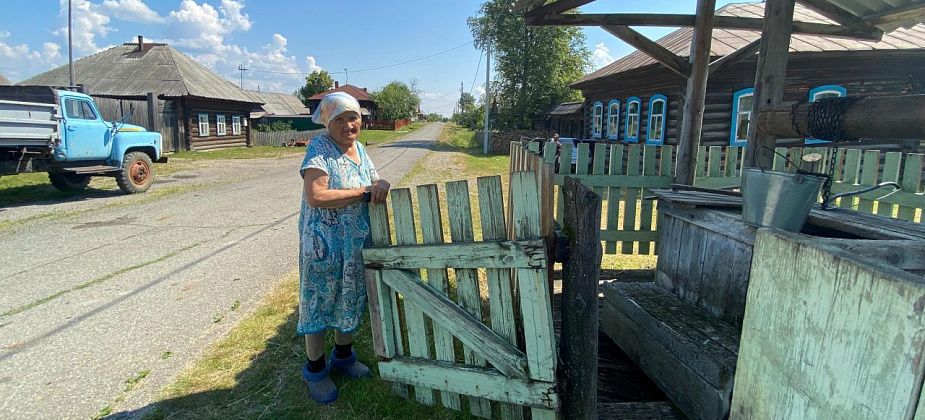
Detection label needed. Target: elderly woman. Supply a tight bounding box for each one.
[298,92,390,403]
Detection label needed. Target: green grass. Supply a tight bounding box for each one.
[146,271,471,420]
[359,122,427,147]
[438,124,479,149]
[167,146,305,161]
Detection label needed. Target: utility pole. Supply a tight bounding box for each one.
[68,0,75,87]
[344,68,349,84]
[237,64,248,89]
[483,44,491,155]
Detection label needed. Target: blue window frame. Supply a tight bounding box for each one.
[730,87,754,146]
[806,85,847,144]
[606,99,620,141]
[646,94,667,145]
[624,96,641,142]
[591,101,603,139]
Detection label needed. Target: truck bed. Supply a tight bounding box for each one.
[0,86,60,148]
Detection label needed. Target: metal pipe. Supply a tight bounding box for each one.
[68,0,75,87]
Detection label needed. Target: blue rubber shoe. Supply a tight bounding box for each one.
[301,362,338,404]
[330,350,371,379]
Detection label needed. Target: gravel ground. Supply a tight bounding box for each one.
[0,122,443,419]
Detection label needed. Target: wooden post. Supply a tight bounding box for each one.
[146,92,158,133]
[756,95,925,141]
[675,0,716,185]
[560,176,602,420]
[744,0,795,170]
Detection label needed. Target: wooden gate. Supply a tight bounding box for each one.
[362,172,558,419]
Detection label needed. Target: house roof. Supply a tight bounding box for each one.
[248,91,311,117]
[0,74,10,85]
[308,84,372,102]
[21,42,261,104]
[575,2,925,87]
[549,101,583,115]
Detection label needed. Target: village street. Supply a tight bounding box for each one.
[0,123,442,418]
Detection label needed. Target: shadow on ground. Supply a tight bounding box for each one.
[0,185,123,210]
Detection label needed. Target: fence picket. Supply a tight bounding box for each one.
[638,145,658,254]
[724,146,740,178]
[899,154,924,221]
[367,202,407,398]
[838,149,863,209]
[415,184,461,410]
[622,144,642,254]
[696,145,707,178]
[656,145,675,255]
[877,152,902,217]
[605,144,625,254]
[857,150,881,214]
[556,143,573,226]
[592,143,608,200]
[446,180,493,418]
[772,147,788,171]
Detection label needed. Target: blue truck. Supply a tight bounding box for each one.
[0,86,165,194]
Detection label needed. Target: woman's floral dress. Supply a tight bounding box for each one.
[298,134,379,334]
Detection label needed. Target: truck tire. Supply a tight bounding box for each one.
[48,172,91,191]
[116,151,154,194]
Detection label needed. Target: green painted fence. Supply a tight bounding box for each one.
[511,141,924,255]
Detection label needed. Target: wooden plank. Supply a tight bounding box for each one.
[477,175,524,420]
[723,146,739,178]
[556,142,573,226]
[602,25,691,78]
[838,148,862,209]
[638,145,658,254]
[592,143,608,199]
[771,146,788,171]
[554,174,674,188]
[542,141,557,164]
[675,0,716,186]
[368,201,407,398]
[731,229,925,419]
[797,0,883,40]
[622,144,642,254]
[511,171,557,384]
[876,152,902,218]
[524,0,594,18]
[695,145,707,178]
[381,269,529,379]
[445,179,493,418]
[414,184,461,411]
[390,188,435,406]
[600,230,661,243]
[708,39,760,75]
[560,177,602,419]
[898,153,923,221]
[744,0,795,170]
[378,357,558,409]
[605,144,625,254]
[576,142,591,176]
[363,239,547,269]
[857,150,881,214]
[656,145,675,255]
[865,4,925,28]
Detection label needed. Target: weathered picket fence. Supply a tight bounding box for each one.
[361,172,558,419]
[251,129,325,147]
[511,141,925,255]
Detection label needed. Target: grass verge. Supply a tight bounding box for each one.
[360,122,427,147]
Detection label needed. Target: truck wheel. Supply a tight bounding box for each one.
[116,151,154,194]
[48,172,91,191]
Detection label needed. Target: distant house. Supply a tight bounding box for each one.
[548,101,585,139]
[306,81,377,122]
[21,36,262,151]
[0,74,10,85]
[248,91,321,131]
[573,2,925,151]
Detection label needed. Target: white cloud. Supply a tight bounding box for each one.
[0,31,10,39]
[100,0,165,24]
[42,42,62,60]
[219,0,251,32]
[53,0,113,53]
[592,42,615,69]
[305,56,321,73]
[0,38,64,82]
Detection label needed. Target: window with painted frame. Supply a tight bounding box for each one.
[591,101,603,138]
[729,88,754,146]
[216,114,227,136]
[625,96,641,142]
[198,113,209,137]
[806,85,847,144]
[606,99,620,141]
[646,94,667,145]
[232,116,242,135]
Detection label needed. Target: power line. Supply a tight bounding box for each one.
[468,50,483,95]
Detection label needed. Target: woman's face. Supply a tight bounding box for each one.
[328,111,361,146]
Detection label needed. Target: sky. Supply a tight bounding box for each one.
[0,0,739,116]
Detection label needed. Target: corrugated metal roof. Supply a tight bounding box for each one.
[20,43,262,104]
[248,91,311,116]
[576,2,925,86]
[829,0,925,31]
[550,101,583,115]
[308,84,373,101]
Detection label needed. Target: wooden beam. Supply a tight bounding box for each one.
[676,0,717,186]
[864,4,925,28]
[745,0,795,170]
[380,268,530,379]
[755,95,925,140]
[512,0,548,13]
[708,39,761,75]
[797,0,883,40]
[362,239,547,269]
[378,357,559,409]
[602,25,691,77]
[528,13,881,40]
[525,0,594,18]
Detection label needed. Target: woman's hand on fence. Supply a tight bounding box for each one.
[369,180,390,204]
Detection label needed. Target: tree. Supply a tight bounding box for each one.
[459,92,476,111]
[468,0,589,129]
[372,81,421,121]
[453,92,482,129]
[294,70,334,105]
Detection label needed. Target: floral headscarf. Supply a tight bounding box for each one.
[311,92,362,127]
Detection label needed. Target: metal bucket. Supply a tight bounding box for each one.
[741,168,825,232]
